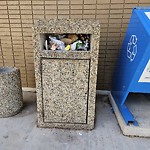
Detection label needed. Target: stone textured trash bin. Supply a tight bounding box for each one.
[33,19,100,130]
[0,67,23,117]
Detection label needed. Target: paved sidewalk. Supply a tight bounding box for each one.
[0,92,150,150]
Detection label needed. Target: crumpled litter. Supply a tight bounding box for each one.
[44,34,90,51]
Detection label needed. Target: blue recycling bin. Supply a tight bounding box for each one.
[112,7,150,126]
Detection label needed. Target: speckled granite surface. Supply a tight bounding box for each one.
[0,67,23,117]
[33,19,100,130]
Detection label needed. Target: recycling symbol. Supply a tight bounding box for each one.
[127,35,138,62]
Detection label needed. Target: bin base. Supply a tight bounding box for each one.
[109,92,150,137]
[0,106,23,118]
[37,121,94,130]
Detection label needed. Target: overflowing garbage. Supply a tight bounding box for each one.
[44,34,90,51]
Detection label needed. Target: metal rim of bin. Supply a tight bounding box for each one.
[0,66,23,117]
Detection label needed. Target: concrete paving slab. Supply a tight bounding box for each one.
[126,93,150,128]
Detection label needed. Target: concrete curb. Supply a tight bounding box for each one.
[22,87,36,92]
[97,90,150,137]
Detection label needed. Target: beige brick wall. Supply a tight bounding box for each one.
[0,0,149,89]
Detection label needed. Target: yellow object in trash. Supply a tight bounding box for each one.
[65,45,71,51]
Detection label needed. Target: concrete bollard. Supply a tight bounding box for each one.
[0,67,23,117]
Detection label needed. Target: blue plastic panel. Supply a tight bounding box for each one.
[112,7,150,125]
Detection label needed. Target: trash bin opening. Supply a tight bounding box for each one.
[40,33,91,51]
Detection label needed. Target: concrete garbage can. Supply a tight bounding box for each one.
[33,19,100,130]
[0,67,23,117]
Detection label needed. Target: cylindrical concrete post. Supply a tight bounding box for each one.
[0,67,23,117]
